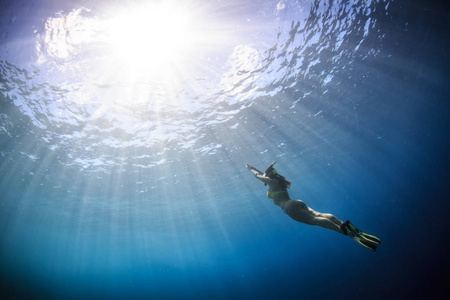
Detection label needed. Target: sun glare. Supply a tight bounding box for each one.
[37,1,227,108]
[105,2,200,73]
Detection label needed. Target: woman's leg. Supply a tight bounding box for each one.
[284,200,344,233]
[307,207,344,233]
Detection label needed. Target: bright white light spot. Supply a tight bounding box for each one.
[277,1,286,11]
[35,2,229,111]
[105,3,199,73]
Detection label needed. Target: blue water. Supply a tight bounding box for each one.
[1,0,449,299]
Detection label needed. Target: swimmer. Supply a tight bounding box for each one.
[246,162,381,251]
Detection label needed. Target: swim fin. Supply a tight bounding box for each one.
[341,220,381,251]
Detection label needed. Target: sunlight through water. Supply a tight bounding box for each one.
[1,0,389,174]
[105,2,200,70]
[6,0,448,298]
[35,1,228,111]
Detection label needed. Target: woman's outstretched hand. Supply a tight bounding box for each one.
[246,164,261,175]
[246,163,279,187]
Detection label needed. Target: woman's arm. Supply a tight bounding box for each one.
[246,164,263,176]
[246,164,277,186]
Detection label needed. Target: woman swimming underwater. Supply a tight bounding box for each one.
[246,162,381,251]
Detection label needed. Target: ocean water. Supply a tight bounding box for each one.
[1,0,449,299]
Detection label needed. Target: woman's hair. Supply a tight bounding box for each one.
[273,174,291,189]
[264,163,291,189]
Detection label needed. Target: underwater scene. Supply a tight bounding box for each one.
[1,0,449,299]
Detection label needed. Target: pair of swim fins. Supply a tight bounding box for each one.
[341,220,381,251]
